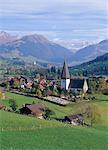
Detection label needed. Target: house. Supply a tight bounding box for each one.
[20,103,46,119]
[19,76,28,84]
[9,77,20,88]
[9,76,33,89]
[64,114,84,126]
[61,60,88,93]
[39,78,47,91]
[0,103,6,110]
[20,76,33,89]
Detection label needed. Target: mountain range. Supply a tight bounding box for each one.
[72,39,108,63]
[0,31,108,64]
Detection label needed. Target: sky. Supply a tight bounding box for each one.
[0,0,108,43]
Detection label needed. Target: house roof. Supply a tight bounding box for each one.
[69,79,85,89]
[20,76,33,83]
[26,104,46,114]
[61,60,70,79]
[66,114,83,121]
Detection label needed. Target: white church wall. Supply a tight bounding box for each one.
[61,79,70,90]
[66,79,70,90]
[83,80,88,93]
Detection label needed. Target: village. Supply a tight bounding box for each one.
[0,0,108,149]
[0,60,108,127]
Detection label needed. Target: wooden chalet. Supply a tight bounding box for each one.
[20,103,46,119]
[64,114,84,126]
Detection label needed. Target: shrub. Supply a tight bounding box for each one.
[103,88,108,95]
[44,108,55,119]
[9,99,18,112]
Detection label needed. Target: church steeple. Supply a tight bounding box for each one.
[61,60,70,90]
[61,60,70,79]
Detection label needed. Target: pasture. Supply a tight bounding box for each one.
[0,92,108,150]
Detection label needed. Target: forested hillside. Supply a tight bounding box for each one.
[70,53,108,76]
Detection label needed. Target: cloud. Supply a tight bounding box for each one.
[0,0,107,41]
[0,0,107,14]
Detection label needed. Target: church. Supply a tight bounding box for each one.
[61,60,88,94]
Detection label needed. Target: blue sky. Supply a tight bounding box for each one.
[0,0,108,42]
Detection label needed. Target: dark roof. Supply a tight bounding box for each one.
[69,79,85,89]
[61,60,70,79]
[20,76,33,83]
[26,104,46,114]
[66,114,83,121]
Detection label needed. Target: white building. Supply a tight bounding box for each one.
[61,61,88,93]
[61,60,70,90]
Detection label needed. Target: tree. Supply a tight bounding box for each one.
[88,78,99,94]
[0,91,5,100]
[32,101,35,104]
[13,80,20,89]
[35,73,40,82]
[85,104,101,127]
[98,78,106,93]
[75,103,101,127]
[36,89,42,97]
[9,99,18,112]
[103,88,108,95]
[42,89,47,97]
[44,108,55,119]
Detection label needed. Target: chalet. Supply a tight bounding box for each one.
[19,76,28,84]
[20,103,46,119]
[61,60,88,93]
[19,76,33,89]
[0,103,6,110]
[64,114,84,126]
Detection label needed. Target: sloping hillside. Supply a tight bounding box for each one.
[70,53,108,76]
[0,92,108,150]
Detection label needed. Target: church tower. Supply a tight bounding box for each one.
[61,60,70,90]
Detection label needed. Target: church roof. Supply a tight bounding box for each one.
[61,60,70,79]
[69,79,85,89]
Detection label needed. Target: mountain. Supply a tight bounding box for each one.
[71,39,108,64]
[53,39,92,53]
[0,31,18,44]
[0,33,73,63]
[70,53,108,76]
[0,31,108,64]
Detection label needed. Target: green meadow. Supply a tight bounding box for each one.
[0,92,108,150]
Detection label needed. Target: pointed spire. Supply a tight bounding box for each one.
[61,60,70,79]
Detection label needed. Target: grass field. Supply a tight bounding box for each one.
[1,92,79,118]
[1,126,108,150]
[0,92,108,150]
